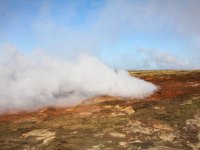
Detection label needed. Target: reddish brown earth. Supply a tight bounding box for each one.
[0,70,200,150]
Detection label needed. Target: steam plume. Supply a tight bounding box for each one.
[0,48,157,113]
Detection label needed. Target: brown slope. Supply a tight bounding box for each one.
[0,70,200,150]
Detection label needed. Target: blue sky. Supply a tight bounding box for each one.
[0,0,200,69]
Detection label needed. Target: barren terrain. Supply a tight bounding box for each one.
[0,70,200,150]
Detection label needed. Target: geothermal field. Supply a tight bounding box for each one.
[1,0,200,150]
[0,70,200,150]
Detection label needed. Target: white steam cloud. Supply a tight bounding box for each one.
[0,47,157,113]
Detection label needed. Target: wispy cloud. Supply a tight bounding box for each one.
[136,48,199,70]
[0,0,200,69]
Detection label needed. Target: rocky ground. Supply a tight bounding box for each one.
[0,70,200,150]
